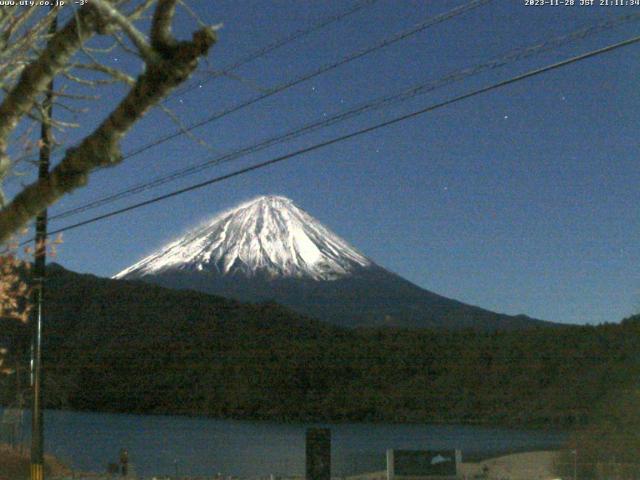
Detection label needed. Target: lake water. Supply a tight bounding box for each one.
[3,409,566,478]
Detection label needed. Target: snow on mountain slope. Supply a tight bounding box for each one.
[114,196,372,281]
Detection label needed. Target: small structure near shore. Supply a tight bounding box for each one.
[387,449,462,480]
[346,449,462,480]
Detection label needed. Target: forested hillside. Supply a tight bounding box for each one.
[1,265,638,426]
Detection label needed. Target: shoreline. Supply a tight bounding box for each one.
[0,410,567,479]
[0,405,572,432]
[1,443,563,480]
[346,451,562,480]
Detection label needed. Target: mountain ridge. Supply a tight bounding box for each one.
[2,262,623,427]
[116,195,554,330]
[115,195,370,281]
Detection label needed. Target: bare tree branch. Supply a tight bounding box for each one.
[127,0,157,21]
[0,24,216,243]
[0,6,99,179]
[158,103,218,154]
[151,0,177,50]
[91,0,159,63]
[74,62,136,85]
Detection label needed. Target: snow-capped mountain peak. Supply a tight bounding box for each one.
[114,195,372,281]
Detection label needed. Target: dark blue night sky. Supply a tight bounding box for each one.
[23,0,640,326]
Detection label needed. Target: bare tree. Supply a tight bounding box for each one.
[0,0,216,377]
[0,0,217,244]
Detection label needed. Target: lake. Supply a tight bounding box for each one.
[3,409,566,478]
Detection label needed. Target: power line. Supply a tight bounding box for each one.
[47,0,490,218]
[170,0,380,99]
[49,12,640,221]
[7,0,380,170]
[40,33,640,240]
[115,0,491,162]
[12,0,488,189]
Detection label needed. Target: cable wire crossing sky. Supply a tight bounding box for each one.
[23,0,640,326]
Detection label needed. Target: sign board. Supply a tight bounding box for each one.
[387,449,461,479]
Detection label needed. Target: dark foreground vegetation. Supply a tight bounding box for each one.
[1,264,639,428]
[554,387,640,479]
[0,444,69,480]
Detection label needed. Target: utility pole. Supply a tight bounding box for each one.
[31,7,57,480]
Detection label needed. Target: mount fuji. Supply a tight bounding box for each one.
[115,195,550,330]
[115,195,371,281]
